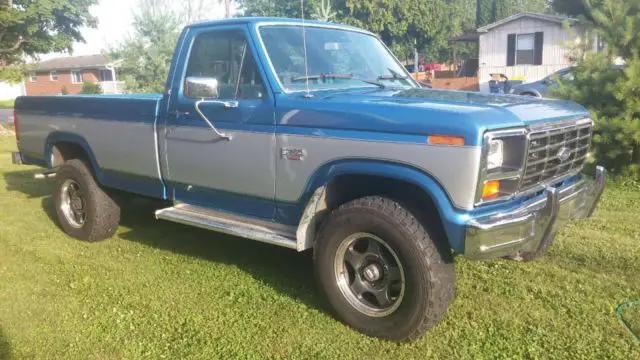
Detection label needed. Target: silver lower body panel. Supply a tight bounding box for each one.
[465,166,606,260]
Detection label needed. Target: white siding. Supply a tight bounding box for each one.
[479,18,582,93]
[0,81,25,100]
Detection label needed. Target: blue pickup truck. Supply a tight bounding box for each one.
[11,17,605,341]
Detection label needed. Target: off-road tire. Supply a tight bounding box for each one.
[314,196,455,342]
[53,159,120,241]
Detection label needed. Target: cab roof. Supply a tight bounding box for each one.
[186,17,373,35]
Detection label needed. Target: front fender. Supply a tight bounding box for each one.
[294,159,470,252]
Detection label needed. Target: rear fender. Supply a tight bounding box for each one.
[44,132,103,182]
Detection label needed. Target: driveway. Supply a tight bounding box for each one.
[0,109,13,124]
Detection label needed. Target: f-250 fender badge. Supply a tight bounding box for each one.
[281,148,306,161]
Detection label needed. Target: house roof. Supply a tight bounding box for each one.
[477,12,577,33]
[35,54,112,71]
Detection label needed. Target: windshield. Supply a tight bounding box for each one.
[259,25,417,92]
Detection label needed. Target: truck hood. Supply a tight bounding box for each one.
[276,87,590,146]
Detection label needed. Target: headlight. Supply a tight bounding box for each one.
[476,129,527,205]
[487,139,504,170]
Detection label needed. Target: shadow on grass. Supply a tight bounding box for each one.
[0,326,13,360]
[3,169,51,198]
[4,170,325,314]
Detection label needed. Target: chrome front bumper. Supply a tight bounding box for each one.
[465,166,606,260]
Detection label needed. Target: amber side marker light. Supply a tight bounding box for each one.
[427,135,465,146]
[482,180,501,200]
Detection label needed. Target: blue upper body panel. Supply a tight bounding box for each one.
[275,87,589,146]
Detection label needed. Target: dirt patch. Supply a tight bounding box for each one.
[0,124,15,137]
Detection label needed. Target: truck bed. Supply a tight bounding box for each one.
[15,94,166,198]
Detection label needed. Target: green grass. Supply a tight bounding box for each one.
[0,136,639,359]
[0,99,14,109]
[619,301,640,341]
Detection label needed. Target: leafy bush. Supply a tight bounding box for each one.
[60,86,69,95]
[553,0,640,178]
[80,81,103,94]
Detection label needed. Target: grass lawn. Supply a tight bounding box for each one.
[0,136,638,359]
[0,99,14,109]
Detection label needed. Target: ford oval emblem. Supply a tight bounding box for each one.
[557,147,571,162]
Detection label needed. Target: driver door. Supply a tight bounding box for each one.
[161,26,276,220]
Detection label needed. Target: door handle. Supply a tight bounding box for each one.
[214,100,239,109]
[170,110,190,118]
[194,99,233,141]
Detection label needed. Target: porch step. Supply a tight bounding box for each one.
[154,203,298,250]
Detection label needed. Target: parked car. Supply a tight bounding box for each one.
[510,67,573,97]
[11,17,605,342]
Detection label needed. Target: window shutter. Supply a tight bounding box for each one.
[534,32,544,65]
[507,34,516,66]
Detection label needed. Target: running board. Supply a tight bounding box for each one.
[154,204,299,250]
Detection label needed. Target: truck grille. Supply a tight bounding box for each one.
[520,120,593,190]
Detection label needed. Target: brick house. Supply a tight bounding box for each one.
[25,54,123,96]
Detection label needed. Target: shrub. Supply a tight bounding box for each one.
[80,81,103,94]
[60,86,69,95]
[552,0,640,178]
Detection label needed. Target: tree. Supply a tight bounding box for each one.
[109,0,182,93]
[476,0,549,27]
[80,81,102,94]
[0,0,98,82]
[312,0,337,22]
[553,0,640,177]
[551,0,601,21]
[242,0,307,18]
[183,0,226,23]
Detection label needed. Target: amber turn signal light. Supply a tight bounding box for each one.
[482,180,501,200]
[427,135,465,146]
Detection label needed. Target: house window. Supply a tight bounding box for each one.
[71,70,83,84]
[50,71,59,81]
[507,32,543,66]
[516,34,535,65]
[28,72,37,82]
[99,69,113,82]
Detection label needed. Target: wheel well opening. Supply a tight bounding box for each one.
[51,142,91,168]
[323,175,451,254]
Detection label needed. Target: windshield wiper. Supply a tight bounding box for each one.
[291,73,386,89]
[377,73,409,81]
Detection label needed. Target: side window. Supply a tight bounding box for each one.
[185,30,265,99]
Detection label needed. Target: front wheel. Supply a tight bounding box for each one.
[314,196,455,342]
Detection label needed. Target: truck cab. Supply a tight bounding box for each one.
[12,17,605,342]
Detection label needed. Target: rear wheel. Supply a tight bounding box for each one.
[314,196,455,342]
[53,159,120,241]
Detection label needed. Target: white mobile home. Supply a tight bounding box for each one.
[477,12,581,93]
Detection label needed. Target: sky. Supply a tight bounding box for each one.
[41,0,230,61]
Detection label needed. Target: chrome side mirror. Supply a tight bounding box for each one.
[185,77,219,99]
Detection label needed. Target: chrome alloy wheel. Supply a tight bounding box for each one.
[334,232,405,317]
[59,179,87,228]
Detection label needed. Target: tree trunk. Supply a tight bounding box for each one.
[633,142,640,171]
[224,0,231,18]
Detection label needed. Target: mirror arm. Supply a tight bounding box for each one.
[194,99,234,141]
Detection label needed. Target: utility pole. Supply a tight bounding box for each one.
[414,38,419,76]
